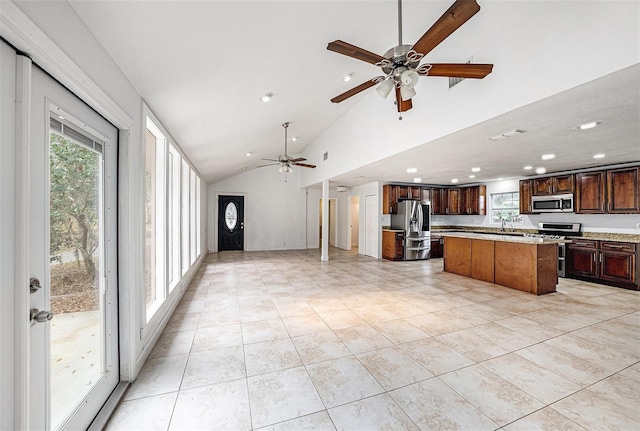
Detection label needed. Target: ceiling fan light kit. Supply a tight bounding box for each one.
[327,0,494,117]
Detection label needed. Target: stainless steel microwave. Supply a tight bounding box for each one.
[531,193,574,213]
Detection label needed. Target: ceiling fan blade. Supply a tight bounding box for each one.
[395,87,413,112]
[327,40,386,65]
[419,63,493,78]
[411,0,481,56]
[257,163,280,168]
[331,77,383,103]
[261,158,280,162]
[293,162,316,169]
[289,157,306,163]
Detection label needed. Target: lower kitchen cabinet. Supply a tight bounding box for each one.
[382,230,404,261]
[567,239,639,290]
[430,237,443,258]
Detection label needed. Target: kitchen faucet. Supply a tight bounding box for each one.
[501,218,506,232]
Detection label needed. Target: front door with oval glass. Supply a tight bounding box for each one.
[218,195,245,251]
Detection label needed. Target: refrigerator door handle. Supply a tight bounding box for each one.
[417,204,423,235]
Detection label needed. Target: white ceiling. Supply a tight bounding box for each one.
[68,0,640,186]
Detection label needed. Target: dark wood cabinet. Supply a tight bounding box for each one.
[553,175,575,194]
[519,179,533,214]
[576,168,640,214]
[421,188,431,204]
[567,239,639,290]
[533,177,554,195]
[461,185,486,215]
[576,171,606,213]
[567,240,599,279]
[397,186,409,201]
[382,185,398,214]
[447,188,461,215]
[533,174,574,195]
[430,237,443,258]
[607,167,640,213]
[408,186,421,200]
[599,242,637,286]
[382,230,404,261]
[431,188,447,215]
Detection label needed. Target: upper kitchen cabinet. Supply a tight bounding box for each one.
[397,185,409,201]
[576,171,606,213]
[447,188,462,215]
[431,188,448,215]
[519,179,533,214]
[607,167,640,213]
[533,174,574,195]
[576,167,640,214]
[461,185,487,215]
[409,186,421,200]
[382,184,398,214]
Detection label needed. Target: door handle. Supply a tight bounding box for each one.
[241,222,244,230]
[30,308,53,325]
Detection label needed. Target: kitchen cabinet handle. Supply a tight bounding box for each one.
[605,244,624,248]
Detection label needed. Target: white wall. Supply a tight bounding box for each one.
[208,167,307,252]
[299,1,640,189]
[433,178,640,235]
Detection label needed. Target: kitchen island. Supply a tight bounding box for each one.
[441,232,570,295]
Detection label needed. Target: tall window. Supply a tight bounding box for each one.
[491,192,522,223]
[144,115,203,323]
[181,158,191,276]
[168,143,181,291]
[145,119,166,319]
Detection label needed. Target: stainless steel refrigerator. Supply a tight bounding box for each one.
[391,200,431,260]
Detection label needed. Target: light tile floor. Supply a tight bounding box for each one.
[106,248,640,431]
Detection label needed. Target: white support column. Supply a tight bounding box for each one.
[321,179,329,262]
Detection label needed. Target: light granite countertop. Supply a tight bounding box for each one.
[439,231,571,244]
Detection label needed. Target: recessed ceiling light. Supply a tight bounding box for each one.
[541,154,555,160]
[469,175,476,179]
[406,167,418,174]
[451,178,459,184]
[245,152,252,157]
[343,73,353,82]
[578,121,600,130]
[260,92,273,102]
[413,178,422,183]
[535,167,546,174]
[523,165,533,170]
[497,178,504,181]
[242,166,247,170]
[471,167,481,172]
[593,153,606,159]
[292,136,298,142]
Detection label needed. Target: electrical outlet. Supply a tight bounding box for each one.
[636,222,640,229]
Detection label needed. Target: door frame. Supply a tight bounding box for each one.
[214,192,247,252]
[347,195,360,252]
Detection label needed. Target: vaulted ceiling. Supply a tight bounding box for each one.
[68,0,640,186]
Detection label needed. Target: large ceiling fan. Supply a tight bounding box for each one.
[327,0,493,114]
[258,122,316,175]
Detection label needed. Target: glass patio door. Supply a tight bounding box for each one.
[28,65,119,430]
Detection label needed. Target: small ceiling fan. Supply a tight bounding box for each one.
[327,0,493,114]
[258,122,316,175]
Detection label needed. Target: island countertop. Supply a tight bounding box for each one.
[439,231,572,245]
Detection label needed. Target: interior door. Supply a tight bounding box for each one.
[218,195,244,251]
[29,64,119,430]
